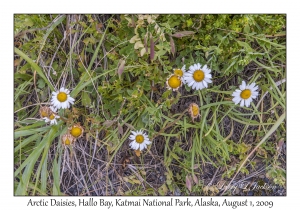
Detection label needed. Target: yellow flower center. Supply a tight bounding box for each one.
[65,138,71,145]
[193,70,205,82]
[135,135,144,144]
[191,104,199,117]
[70,127,82,138]
[49,114,55,120]
[240,89,251,99]
[40,111,48,118]
[174,69,184,77]
[57,92,68,102]
[168,75,181,89]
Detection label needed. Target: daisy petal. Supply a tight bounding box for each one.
[249,83,256,89]
[205,74,212,79]
[192,82,198,90]
[240,81,246,90]
[233,97,241,105]
[245,99,250,107]
[140,143,145,151]
[252,86,259,91]
[204,77,212,83]
[188,80,195,87]
[240,100,245,107]
[144,140,151,145]
[232,92,240,97]
[199,82,205,90]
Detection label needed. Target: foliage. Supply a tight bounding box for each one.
[14,14,286,195]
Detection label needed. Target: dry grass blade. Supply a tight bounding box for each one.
[221,112,285,195]
[117,59,126,77]
[14,14,286,196]
[170,31,195,38]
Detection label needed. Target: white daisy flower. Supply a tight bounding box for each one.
[232,81,259,107]
[128,130,151,151]
[50,106,57,113]
[51,87,75,109]
[183,63,212,90]
[43,113,60,125]
[166,74,182,91]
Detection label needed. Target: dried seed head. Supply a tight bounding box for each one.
[69,124,84,138]
[39,106,51,118]
[62,134,76,146]
[189,103,200,122]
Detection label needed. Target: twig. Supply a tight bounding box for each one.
[14,26,50,39]
[221,112,285,195]
[207,167,220,186]
[60,148,67,184]
[94,40,128,67]
[90,130,98,170]
[151,109,188,140]
[232,166,267,186]
[78,56,107,120]
[150,80,154,101]
[78,144,99,195]
[33,71,41,106]
[73,150,91,196]
[49,31,66,68]
[14,102,50,113]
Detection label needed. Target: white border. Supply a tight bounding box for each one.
[3,0,298,209]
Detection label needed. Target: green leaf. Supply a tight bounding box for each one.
[243,25,250,33]
[14,73,32,81]
[14,48,54,91]
[82,91,92,107]
[37,78,45,89]
[52,152,62,195]
[237,41,253,52]
[24,18,34,27]
[71,17,113,98]
[186,18,193,27]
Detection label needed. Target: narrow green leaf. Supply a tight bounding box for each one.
[14,47,54,91]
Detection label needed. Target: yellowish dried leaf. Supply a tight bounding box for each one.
[129,35,140,43]
[134,41,144,49]
[134,149,141,157]
[140,48,146,56]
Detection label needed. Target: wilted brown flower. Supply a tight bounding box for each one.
[189,103,200,122]
[39,106,51,118]
[61,133,76,146]
[68,124,84,138]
